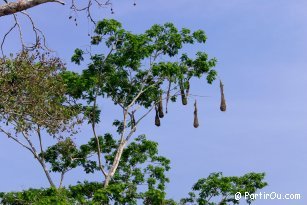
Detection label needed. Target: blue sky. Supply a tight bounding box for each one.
[0,0,307,204]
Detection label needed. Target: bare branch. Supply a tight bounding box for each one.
[70,0,112,24]
[1,21,17,57]
[0,0,120,56]
[20,129,56,187]
[0,128,33,154]
[21,130,38,155]
[12,13,25,49]
[21,11,52,51]
[91,88,108,178]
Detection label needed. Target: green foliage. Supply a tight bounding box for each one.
[180,172,267,205]
[60,19,220,194]
[1,135,175,204]
[0,51,83,188]
[0,20,267,205]
[71,48,84,65]
[0,51,81,136]
[42,138,80,173]
[0,188,72,205]
[46,134,171,204]
[0,172,267,205]
[66,19,217,115]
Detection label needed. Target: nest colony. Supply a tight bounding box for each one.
[154,79,226,128]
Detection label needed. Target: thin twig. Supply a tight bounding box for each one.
[1,22,17,57]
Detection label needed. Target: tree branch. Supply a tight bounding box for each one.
[91,88,108,178]
[0,128,34,154]
[1,21,17,57]
[36,125,45,160]
[20,129,56,187]
[0,0,64,17]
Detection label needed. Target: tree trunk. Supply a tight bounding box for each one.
[37,158,56,187]
[104,140,127,187]
[58,171,66,188]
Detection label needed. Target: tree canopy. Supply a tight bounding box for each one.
[63,18,219,187]
[0,18,267,205]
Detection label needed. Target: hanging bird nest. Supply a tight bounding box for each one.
[193,100,199,128]
[155,106,161,127]
[219,80,226,112]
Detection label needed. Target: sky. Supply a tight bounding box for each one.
[0,0,307,204]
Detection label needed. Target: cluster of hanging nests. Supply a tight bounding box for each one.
[154,80,226,128]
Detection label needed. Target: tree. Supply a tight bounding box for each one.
[0,18,223,191]
[0,18,268,205]
[0,51,82,187]
[0,135,175,204]
[0,135,267,204]
[63,18,219,187]
[180,172,267,205]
